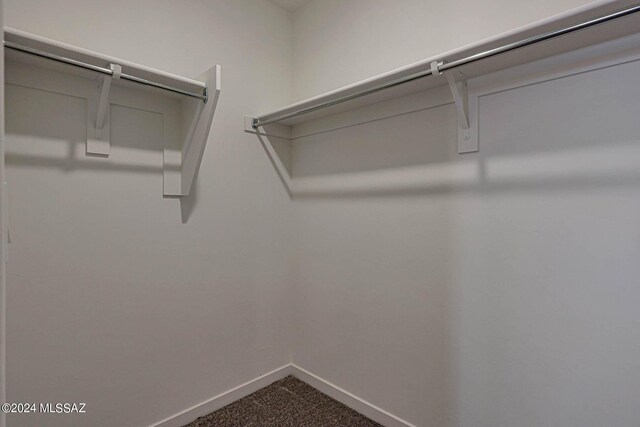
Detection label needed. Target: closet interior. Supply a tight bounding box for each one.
[1,1,639,426]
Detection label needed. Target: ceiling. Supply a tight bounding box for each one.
[269,0,313,12]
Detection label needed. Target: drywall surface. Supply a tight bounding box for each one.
[3,1,293,426]
[292,0,601,100]
[288,2,640,426]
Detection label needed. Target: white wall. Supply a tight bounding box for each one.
[5,1,640,427]
[3,1,293,426]
[292,0,600,100]
[288,1,640,426]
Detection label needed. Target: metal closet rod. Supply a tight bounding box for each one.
[253,3,640,128]
[3,40,208,102]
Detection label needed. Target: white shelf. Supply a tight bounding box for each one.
[247,0,640,128]
[5,27,206,100]
[4,27,221,197]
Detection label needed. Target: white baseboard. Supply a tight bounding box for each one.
[149,364,293,427]
[149,363,415,427]
[290,364,417,427]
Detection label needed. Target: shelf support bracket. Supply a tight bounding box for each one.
[163,65,221,197]
[87,63,121,156]
[431,61,478,153]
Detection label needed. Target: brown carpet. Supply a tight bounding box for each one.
[183,375,383,426]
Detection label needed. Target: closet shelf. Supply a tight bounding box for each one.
[4,27,221,197]
[4,27,208,101]
[246,1,640,139]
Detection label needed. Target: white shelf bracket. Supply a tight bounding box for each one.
[87,63,121,156]
[431,61,478,153]
[444,70,469,130]
[163,64,221,197]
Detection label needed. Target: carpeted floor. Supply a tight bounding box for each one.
[183,375,383,426]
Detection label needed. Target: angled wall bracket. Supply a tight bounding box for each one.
[163,64,221,197]
[431,61,478,153]
[180,64,221,196]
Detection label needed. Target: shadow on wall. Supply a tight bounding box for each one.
[4,83,202,222]
[257,131,293,198]
[255,57,640,200]
[6,84,169,174]
[273,56,640,426]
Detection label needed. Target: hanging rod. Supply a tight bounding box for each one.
[3,40,208,102]
[252,3,640,128]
